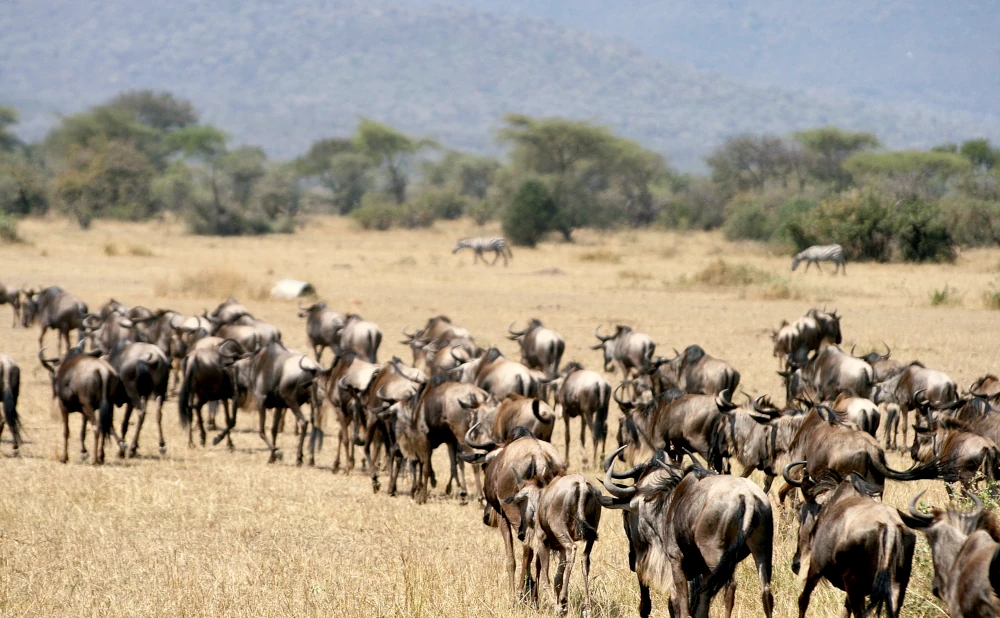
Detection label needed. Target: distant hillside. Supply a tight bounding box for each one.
[2,0,997,170]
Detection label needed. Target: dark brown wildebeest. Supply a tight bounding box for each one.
[780,345,873,406]
[599,447,774,618]
[507,319,565,379]
[22,286,89,353]
[38,345,126,464]
[83,310,135,354]
[178,339,247,449]
[910,415,1000,491]
[648,345,740,397]
[776,407,951,504]
[461,426,565,602]
[105,340,171,457]
[0,353,22,455]
[771,309,842,366]
[614,385,733,473]
[552,362,610,468]
[451,347,545,400]
[591,324,655,380]
[783,466,915,618]
[0,283,21,327]
[465,393,556,445]
[230,342,325,465]
[298,301,344,362]
[504,472,602,616]
[337,313,382,363]
[897,491,1000,618]
[872,362,958,450]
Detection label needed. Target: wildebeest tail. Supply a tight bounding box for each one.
[875,453,957,483]
[592,382,609,446]
[708,414,728,473]
[990,544,1000,598]
[135,357,152,397]
[551,339,565,378]
[692,496,756,612]
[369,330,382,364]
[97,370,113,438]
[867,524,897,618]
[178,359,194,428]
[573,483,600,542]
[2,363,22,445]
[725,369,741,397]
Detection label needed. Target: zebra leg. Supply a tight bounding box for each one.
[814,260,823,273]
[490,250,501,266]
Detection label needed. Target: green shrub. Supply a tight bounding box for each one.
[984,283,1000,310]
[940,195,1000,247]
[723,195,773,242]
[892,199,955,263]
[794,190,895,261]
[929,285,958,306]
[350,196,397,231]
[502,179,558,247]
[660,178,728,231]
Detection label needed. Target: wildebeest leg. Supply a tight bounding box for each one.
[472,462,483,504]
[38,326,48,354]
[269,407,285,462]
[288,402,309,466]
[154,394,166,455]
[195,403,207,447]
[445,442,458,496]
[207,401,218,431]
[120,402,134,453]
[520,543,536,604]
[388,450,403,497]
[563,414,572,465]
[419,455,431,504]
[537,546,554,609]
[722,580,737,618]
[670,561,690,618]
[639,583,652,618]
[844,580,865,618]
[763,473,776,494]
[127,399,146,458]
[60,405,70,464]
[741,465,757,478]
[900,407,910,452]
[559,545,577,615]
[582,538,595,618]
[797,568,820,618]
[79,415,89,461]
[754,543,774,618]
[499,520,517,596]
[82,407,104,465]
[580,412,590,466]
[217,399,235,450]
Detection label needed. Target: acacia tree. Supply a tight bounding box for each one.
[792,126,880,188]
[296,137,372,213]
[705,134,799,193]
[354,119,437,204]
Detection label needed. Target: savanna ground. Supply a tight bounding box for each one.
[2,216,1000,618]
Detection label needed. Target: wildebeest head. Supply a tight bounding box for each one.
[591,325,629,372]
[297,301,327,318]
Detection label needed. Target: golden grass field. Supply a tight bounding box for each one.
[2,215,1000,617]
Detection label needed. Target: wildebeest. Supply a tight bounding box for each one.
[970,375,1000,400]
[0,353,22,455]
[853,343,905,382]
[599,447,774,618]
[648,345,740,397]
[784,467,915,618]
[452,347,545,400]
[872,362,958,450]
[298,301,344,362]
[505,473,602,616]
[771,309,842,366]
[0,283,21,327]
[591,324,655,380]
[230,342,325,464]
[22,286,89,353]
[831,392,881,438]
[337,313,382,363]
[897,491,1000,618]
[38,345,125,464]
[781,345,873,406]
[105,340,171,457]
[507,319,565,379]
[910,415,1000,491]
[83,310,135,354]
[552,362,610,468]
[615,385,733,473]
[716,395,784,492]
[401,315,472,369]
[462,427,566,601]
[206,297,252,325]
[776,407,951,504]
[466,393,556,445]
[320,350,381,472]
[178,338,247,449]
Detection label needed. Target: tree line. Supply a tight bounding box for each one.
[1,90,998,261]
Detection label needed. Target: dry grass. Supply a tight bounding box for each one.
[1,216,998,617]
[579,249,623,264]
[105,242,155,257]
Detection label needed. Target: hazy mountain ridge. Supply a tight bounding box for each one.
[2,0,997,169]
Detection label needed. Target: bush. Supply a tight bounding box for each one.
[940,195,1000,247]
[723,195,773,242]
[350,196,397,231]
[0,214,21,243]
[892,199,955,263]
[467,198,500,225]
[793,190,895,261]
[503,179,558,247]
[930,285,959,306]
[660,177,727,230]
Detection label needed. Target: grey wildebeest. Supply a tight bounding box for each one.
[400,315,472,369]
[105,340,171,457]
[0,283,21,327]
[38,345,126,464]
[853,343,905,382]
[507,319,565,379]
[872,362,958,450]
[83,310,135,354]
[22,286,89,353]
[552,362,610,468]
[337,313,382,363]
[504,473,602,616]
[451,347,545,400]
[319,350,380,472]
[716,395,786,493]
[465,393,557,446]
[783,467,915,618]
[776,407,951,504]
[230,342,324,465]
[897,492,1000,618]
[298,301,344,362]
[206,297,252,325]
[780,345,873,407]
[615,385,733,473]
[0,353,22,455]
[461,426,565,602]
[771,309,842,366]
[591,324,655,380]
[599,447,774,618]
[648,345,740,397]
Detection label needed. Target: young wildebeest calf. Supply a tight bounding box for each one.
[898,491,1000,618]
[784,466,915,618]
[506,473,602,616]
[0,353,22,455]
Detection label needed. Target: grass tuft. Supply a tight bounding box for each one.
[929,285,960,307]
[692,259,773,286]
[579,249,622,264]
[154,268,269,301]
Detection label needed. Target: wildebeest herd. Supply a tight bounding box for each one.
[3,284,1000,618]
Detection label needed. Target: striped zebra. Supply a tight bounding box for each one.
[452,237,513,266]
[791,244,846,274]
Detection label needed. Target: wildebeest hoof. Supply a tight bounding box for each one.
[159,445,167,456]
[307,457,315,467]
[127,447,138,458]
[80,451,89,461]
[459,491,468,506]
[372,480,381,493]
[296,455,304,467]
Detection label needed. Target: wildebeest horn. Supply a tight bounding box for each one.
[881,342,891,360]
[463,422,496,452]
[507,321,527,338]
[593,325,611,342]
[907,491,934,524]
[450,346,466,363]
[612,382,633,409]
[601,447,637,500]
[965,490,985,518]
[82,314,102,329]
[715,389,736,412]
[375,385,396,404]
[37,348,59,373]
[913,389,930,409]
[850,344,857,357]
[602,446,623,473]
[782,461,807,487]
[752,395,777,416]
[400,325,416,341]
